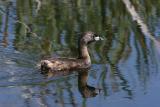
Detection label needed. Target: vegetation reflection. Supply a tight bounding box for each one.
[0,0,160,106]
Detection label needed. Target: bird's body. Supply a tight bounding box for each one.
[40,31,103,74]
[40,57,91,73]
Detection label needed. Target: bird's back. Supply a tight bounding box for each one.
[40,57,91,73]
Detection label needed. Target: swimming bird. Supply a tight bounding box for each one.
[40,31,103,74]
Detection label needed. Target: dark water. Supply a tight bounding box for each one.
[0,0,160,107]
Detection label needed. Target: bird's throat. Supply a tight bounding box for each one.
[79,44,91,64]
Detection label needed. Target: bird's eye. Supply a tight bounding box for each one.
[92,34,97,39]
[94,34,98,37]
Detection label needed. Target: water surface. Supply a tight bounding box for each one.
[0,0,160,107]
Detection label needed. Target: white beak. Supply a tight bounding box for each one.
[94,36,104,41]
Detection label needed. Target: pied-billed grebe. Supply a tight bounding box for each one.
[40,31,103,74]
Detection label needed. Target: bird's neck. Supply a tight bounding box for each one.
[78,43,91,64]
[78,71,88,87]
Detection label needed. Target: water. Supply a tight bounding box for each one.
[0,0,160,107]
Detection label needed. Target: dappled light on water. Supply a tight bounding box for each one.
[123,0,160,57]
[0,0,160,107]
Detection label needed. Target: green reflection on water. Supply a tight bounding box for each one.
[0,0,160,107]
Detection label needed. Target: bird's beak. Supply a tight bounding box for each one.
[94,36,104,41]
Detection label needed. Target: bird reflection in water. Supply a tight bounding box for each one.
[42,69,100,98]
[78,70,99,98]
